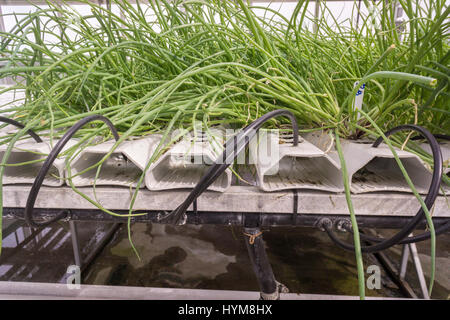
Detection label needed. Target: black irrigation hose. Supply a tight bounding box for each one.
[23,110,297,227]
[411,134,450,141]
[433,134,450,141]
[24,115,120,228]
[343,219,450,244]
[323,124,443,253]
[159,109,299,225]
[0,116,42,143]
[198,109,299,197]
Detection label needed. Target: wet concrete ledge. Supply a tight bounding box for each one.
[0,281,407,300]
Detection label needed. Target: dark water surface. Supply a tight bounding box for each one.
[82,223,448,298]
[1,220,448,299]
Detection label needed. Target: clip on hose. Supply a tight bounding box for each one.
[323,124,443,252]
[243,230,263,245]
[24,115,120,228]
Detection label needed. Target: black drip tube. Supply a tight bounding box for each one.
[24,115,120,228]
[343,220,450,244]
[24,110,298,227]
[158,109,299,224]
[0,116,42,143]
[323,124,443,253]
[22,113,447,248]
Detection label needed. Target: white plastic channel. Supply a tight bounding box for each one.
[145,130,231,192]
[341,141,432,194]
[304,131,434,194]
[0,139,70,186]
[252,130,343,192]
[421,142,450,174]
[68,135,161,188]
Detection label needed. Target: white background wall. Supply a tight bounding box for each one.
[0,1,378,34]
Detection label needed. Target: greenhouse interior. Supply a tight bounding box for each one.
[0,0,448,302]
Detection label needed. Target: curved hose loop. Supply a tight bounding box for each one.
[197,109,299,194]
[159,109,299,225]
[325,124,443,253]
[345,126,449,244]
[0,116,42,143]
[24,115,120,228]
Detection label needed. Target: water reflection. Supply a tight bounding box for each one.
[1,219,448,299]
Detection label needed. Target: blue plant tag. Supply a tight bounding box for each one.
[353,81,366,119]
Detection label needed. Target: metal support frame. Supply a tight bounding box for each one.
[60,222,120,286]
[398,234,429,299]
[4,207,449,231]
[3,207,446,299]
[2,183,447,299]
[0,226,43,262]
[0,5,4,34]
[369,247,418,299]
[4,205,447,299]
[2,220,23,239]
[364,229,430,299]
[69,221,82,267]
[0,5,7,86]
[68,221,121,274]
[313,0,321,33]
[80,223,120,273]
[1,217,120,286]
